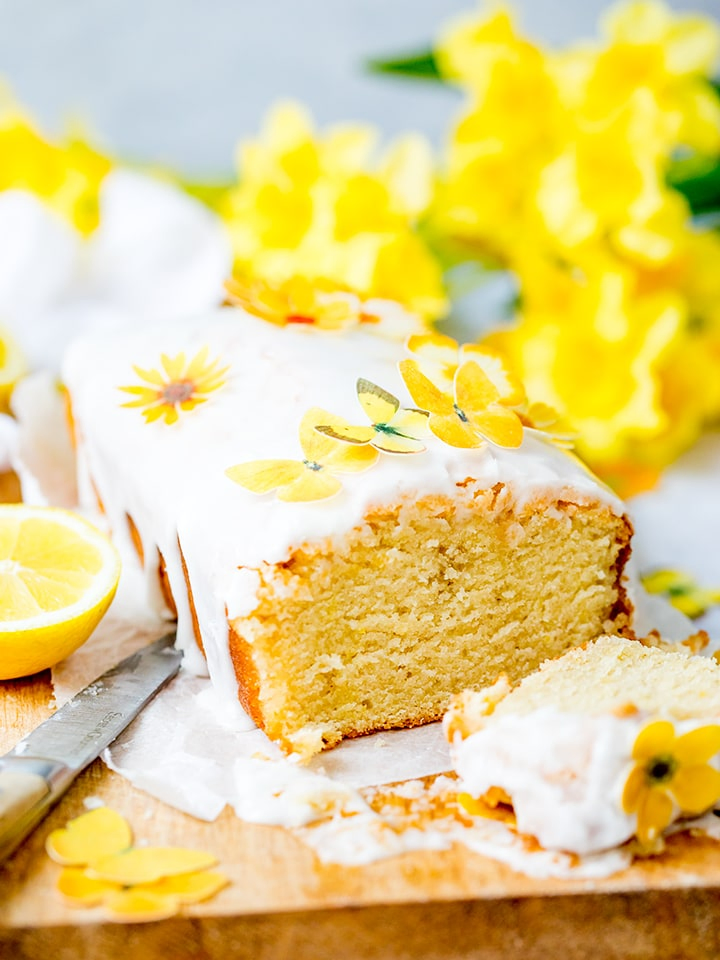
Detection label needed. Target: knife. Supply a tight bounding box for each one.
[0,632,182,863]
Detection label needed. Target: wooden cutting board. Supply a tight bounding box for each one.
[3,673,720,960]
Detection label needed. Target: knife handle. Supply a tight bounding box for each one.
[0,757,71,864]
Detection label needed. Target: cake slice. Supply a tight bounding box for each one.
[445,635,720,855]
[63,308,633,758]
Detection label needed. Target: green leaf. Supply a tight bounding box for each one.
[668,155,720,216]
[366,49,445,81]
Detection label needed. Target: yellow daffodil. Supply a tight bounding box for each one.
[491,265,684,465]
[223,102,446,320]
[226,407,378,502]
[119,347,229,425]
[0,103,110,234]
[399,356,524,449]
[622,720,720,848]
[315,379,430,454]
[434,6,562,262]
[641,569,720,619]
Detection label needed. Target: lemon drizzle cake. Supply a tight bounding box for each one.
[63,308,633,757]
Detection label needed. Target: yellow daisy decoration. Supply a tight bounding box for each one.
[119,347,229,425]
[224,274,364,331]
[622,719,720,848]
[226,407,378,502]
[315,379,430,454]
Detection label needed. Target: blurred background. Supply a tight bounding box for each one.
[1,0,717,176]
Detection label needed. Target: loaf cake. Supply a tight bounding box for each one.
[446,635,720,854]
[63,307,633,758]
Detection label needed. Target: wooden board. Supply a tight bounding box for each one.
[3,675,720,959]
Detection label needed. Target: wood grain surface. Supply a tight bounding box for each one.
[3,673,720,959]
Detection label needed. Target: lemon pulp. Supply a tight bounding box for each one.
[0,505,121,679]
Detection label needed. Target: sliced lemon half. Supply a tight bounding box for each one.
[0,505,121,679]
[0,324,27,412]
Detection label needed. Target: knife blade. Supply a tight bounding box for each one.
[0,632,182,863]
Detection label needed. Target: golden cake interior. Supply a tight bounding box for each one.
[488,635,720,721]
[228,484,633,757]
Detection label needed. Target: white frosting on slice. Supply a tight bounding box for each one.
[451,711,720,856]
[63,308,623,712]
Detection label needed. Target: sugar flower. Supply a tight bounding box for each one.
[119,346,229,425]
[641,569,720,619]
[315,379,430,454]
[226,407,378,502]
[225,274,362,330]
[622,720,720,848]
[399,359,524,450]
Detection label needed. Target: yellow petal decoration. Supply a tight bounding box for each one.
[226,407,378,502]
[225,274,363,331]
[136,870,230,904]
[103,889,180,923]
[56,867,122,906]
[87,847,218,886]
[119,346,229,426]
[46,807,132,866]
[641,569,720,619]
[47,807,228,922]
[315,378,430,455]
[622,719,720,848]
[399,346,525,451]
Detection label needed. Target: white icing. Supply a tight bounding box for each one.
[451,710,720,856]
[63,308,624,714]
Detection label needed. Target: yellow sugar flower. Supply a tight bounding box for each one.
[399,356,524,450]
[622,720,720,848]
[406,332,526,402]
[226,407,378,502]
[223,101,446,320]
[119,347,229,425]
[518,402,577,450]
[315,379,430,454]
[641,569,720,619]
[225,274,363,330]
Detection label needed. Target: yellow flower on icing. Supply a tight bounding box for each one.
[222,101,446,321]
[226,407,378,502]
[225,274,364,331]
[315,379,430,454]
[622,720,720,848]
[641,569,720,619]
[398,334,525,450]
[399,360,524,450]
[119,347,229,425]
